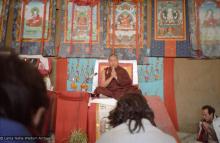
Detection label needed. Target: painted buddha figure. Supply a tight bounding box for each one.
[26,7,42,27]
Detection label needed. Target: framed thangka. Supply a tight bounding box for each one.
[64,0,100,44]
[17,1,51,41]
[106,1,144,49]
[154,0,186,40]
[0,0,9,48]
[11,0,56,55]
[194,0,220,57]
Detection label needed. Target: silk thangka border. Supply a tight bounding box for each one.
[16,0,53,42]
[106,2,144,49]
[194,0,220,57]
[63,0,100,44]
[154,0,186,41]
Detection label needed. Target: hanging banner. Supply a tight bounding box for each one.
[192,0,220,57]
[150,0,191,57]
[11,0,56,56]
[106,1,144,49]
[59,0,103,58]
[64,1,100,44]
[154,0,186,40]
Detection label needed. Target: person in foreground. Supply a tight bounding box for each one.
[94,54,139,100]
[0,54,49,143]
[96,92,177,143]
[197,105,220,143]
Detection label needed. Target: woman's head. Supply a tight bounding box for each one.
[0,54,49,129]
[108,92,155,133]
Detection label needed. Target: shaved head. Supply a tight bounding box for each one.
[108,54,119,68]
[108,54,118,60]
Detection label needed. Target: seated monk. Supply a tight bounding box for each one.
[94,54,139,100]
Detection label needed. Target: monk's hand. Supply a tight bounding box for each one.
[202,122,210,133]
[111,67,117,79]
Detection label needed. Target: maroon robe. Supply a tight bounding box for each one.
[94,66,139,100]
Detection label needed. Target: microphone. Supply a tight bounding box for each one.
[81,72,98,92]
[88,72,98,79]
[83,72,98,84]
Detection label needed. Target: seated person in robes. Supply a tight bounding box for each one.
[0,54,49,142]
[96,92,177,143]
[197,105,220,143]
[26,7,42,27]
[94,54,139,100]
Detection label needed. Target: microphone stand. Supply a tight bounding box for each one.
[77,73,97,130]
[80,73,97,99]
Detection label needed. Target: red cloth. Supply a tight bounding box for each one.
[88,104,97,143]
[164,58,179,130]
[55,91,89,143]
[74,0,100,6]
[56,59,68,91]
[113,0,143,3]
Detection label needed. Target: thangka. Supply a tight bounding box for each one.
[11,0,56,56]
[191,0,220,58]
[0,0,9,48]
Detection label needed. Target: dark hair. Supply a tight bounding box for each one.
[108,92,155,134]
[202,105,215,115]
[108,53,118,60]
[0,55,49,127]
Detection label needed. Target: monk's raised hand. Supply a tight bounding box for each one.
[202,122,210,133]
[111,67,117,79]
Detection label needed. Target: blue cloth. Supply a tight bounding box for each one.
[0,118,34,143]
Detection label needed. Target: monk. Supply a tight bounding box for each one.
[94,54,139,100]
